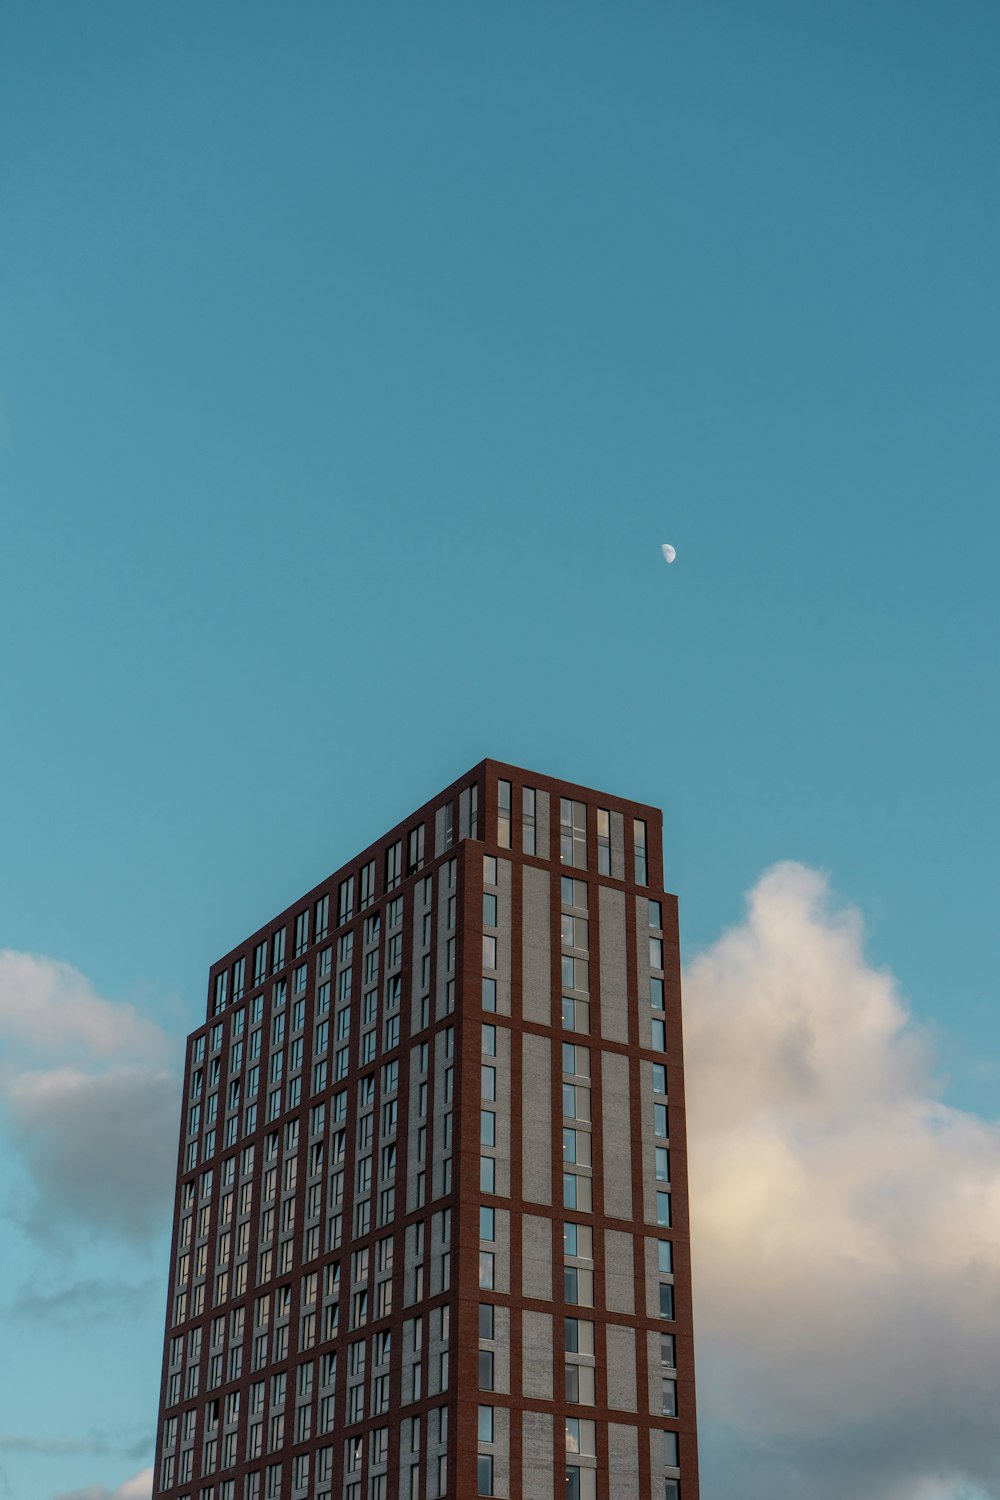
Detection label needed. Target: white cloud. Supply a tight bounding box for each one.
[0,952,167,1066]
[52,1467,153,1500]
[0,951,179,1242]
[684,862,1000,1500]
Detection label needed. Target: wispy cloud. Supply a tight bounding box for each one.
[685,862,1000,1500]
[8,1277,158,1326]
[0,1436,110,1457]
[52,1466,153,1500]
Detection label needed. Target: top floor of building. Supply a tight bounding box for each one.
[203,759,666,1025]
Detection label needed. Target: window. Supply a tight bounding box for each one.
[480,1156,495,1193]
[482,977,497,1012]
[271,929,286,973]
[634,818,648,884]
[253,941,267,988]
[659,1283,675,1320]
[565,1418,596,1456]
[385,840,402,891]
[294,911,309,958]
[478,1252,495,1289]
[565,1363,595,1405]
[214,971,228,1014]
[359,860,376,911]
[656,1191,672,1228]
[561,997,590,1034]
[662,1431,679,1467]
[661,1377,677,1416]
[497,780,511,848]
[658,1240,674,1274]
[477,1455,494,1496]
[478,1349,494,1390]
[560,798,587,868]
[564,1318,594,1355]
[652,1018,667,1052]
[653,1063,667,1096]
[566,1466,597,1500]
[660,1333,676,1368]
[564,1222,592,1259]
[651,977,665,1011]
[522,786,536,854]
[562,1173,591,1213]
[338,877,355,927]
[596,808,611,874]
[563,1042,590,1078]
[483,855,497,886]
[408,824,425,874]
[479,1207,495,1241]
[480,1111,495,1147]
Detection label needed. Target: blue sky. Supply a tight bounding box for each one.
[1,3,998,1498]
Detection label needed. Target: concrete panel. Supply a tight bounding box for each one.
[606,1326,637,1413]
[522,1214,553,1301]
[604,1229,635,1315]
[522,867,551,1024]
[608,1424,640,1500]
[635,898,653,1050]
[521,1310,553,1399]
[492,1406,511,1500]
[599,887,629,1044]
[522,1412,553,1499]
[521,1035,552,1205]
[493,1305,511,1394]
[600,1051,633,1220]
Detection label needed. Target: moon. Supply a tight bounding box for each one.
[661,543,676,564]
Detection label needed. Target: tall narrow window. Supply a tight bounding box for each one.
[497,781,511,849]
[314,895,329,941]
[338,877,354,927]
[253,941,267,988]
[385,842,402,892]
[560,799,587,868]
[596,809,611,875]
[294,911,309,958]
[634,818,648,885]
[523,787,536,854]
[271,929,286,974]
[214,972,228,1015]
[408,825,425,874]
[359,860,376,911]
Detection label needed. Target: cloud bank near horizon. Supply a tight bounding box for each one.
[684,862,1000,1500]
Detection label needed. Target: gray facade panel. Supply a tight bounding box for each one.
[522,866,551,1024]
[598,886,629,1044]
[600,1050,633,1220]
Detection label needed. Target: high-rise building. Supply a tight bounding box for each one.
[153,760,699,1500]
